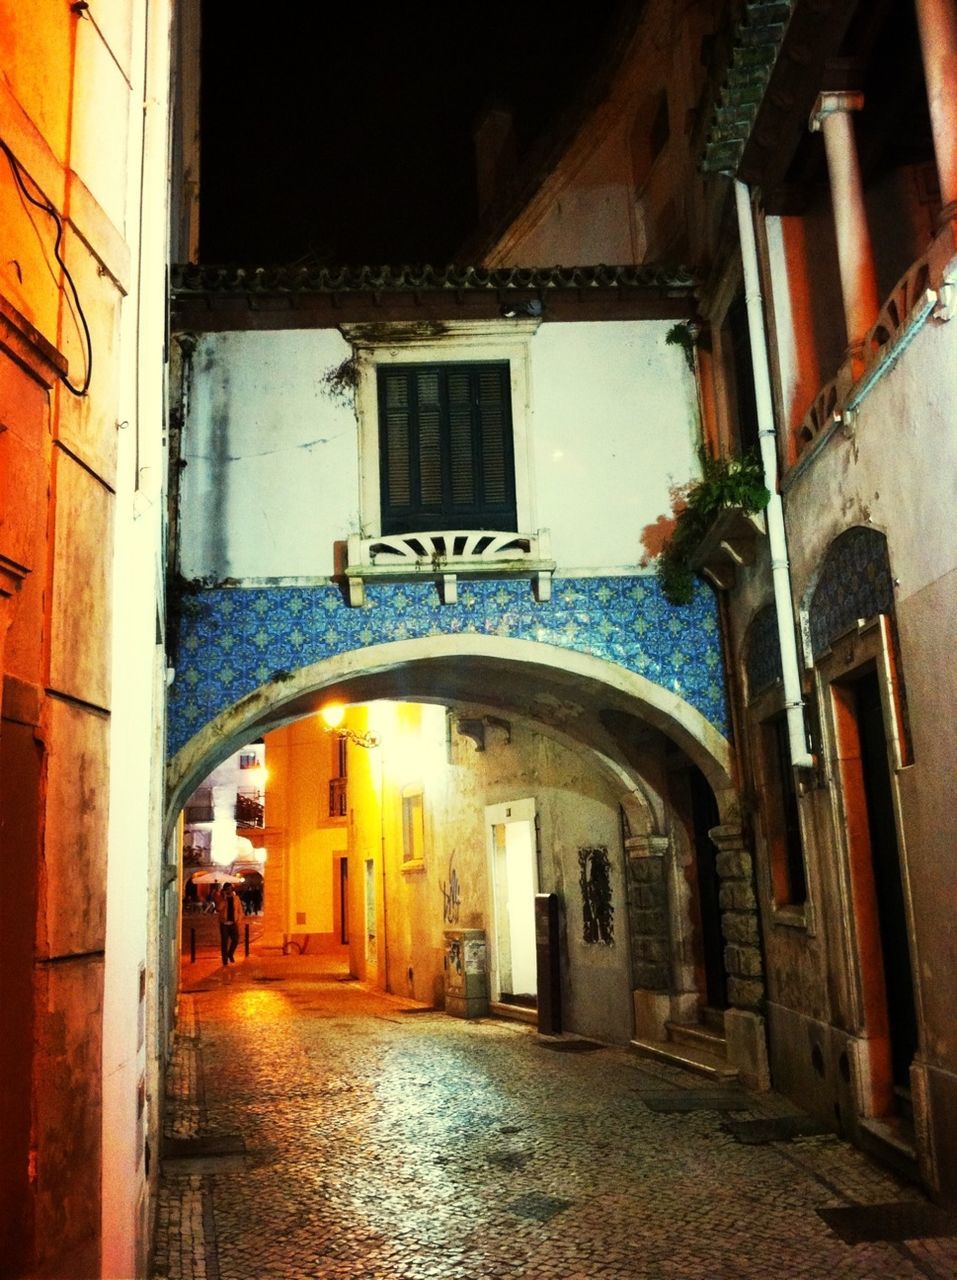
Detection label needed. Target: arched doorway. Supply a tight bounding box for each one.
[165,637,762,1069]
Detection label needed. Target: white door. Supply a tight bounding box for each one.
[486,799,538,1002]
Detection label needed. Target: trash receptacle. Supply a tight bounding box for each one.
[444,929,488,1018]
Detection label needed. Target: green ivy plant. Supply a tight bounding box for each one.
[657,451,771,605]
[665,321,698,373]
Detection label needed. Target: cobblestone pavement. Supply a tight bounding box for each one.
[152,955,957,1280]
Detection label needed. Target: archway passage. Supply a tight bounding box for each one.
[168,635,732,824]
[167,578,728,767]
[166,637,761,1073]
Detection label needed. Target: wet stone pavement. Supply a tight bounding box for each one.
[152,955,957,1280]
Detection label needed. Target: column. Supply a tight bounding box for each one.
[915,0,957,221]
[709,823,771,1090]
[809,91,880,363]
[625,833,672,1041]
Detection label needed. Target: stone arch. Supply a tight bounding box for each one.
[166,635,734,839]
[165,633,765,1074]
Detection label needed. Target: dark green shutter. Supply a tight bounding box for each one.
[378,362,516,534]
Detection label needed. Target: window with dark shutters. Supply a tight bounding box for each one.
[377,362,516,533]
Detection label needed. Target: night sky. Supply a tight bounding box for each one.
[199,3,624,267]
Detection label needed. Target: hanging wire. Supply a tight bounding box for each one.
[0,136,93,396]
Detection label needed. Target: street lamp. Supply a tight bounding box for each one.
[319,703,380,749]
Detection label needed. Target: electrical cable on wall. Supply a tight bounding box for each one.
[0,136,93,396]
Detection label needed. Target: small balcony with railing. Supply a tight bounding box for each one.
[328,776,348,818]
[184,792,214,825]
[792,222,956,468]
[235,790,265,829]
[343,528,555,606]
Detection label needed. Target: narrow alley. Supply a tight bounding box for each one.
[151,951,957,1280]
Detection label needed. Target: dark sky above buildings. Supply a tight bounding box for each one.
[199,2,624,266]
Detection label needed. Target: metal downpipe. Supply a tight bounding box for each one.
[734,179,814,770]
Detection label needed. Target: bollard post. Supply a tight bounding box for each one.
[244,923,250,957]
[190,927,196,964]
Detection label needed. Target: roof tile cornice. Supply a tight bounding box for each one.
[170,262,697,297]
[700,0,796,174]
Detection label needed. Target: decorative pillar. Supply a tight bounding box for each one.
[625,834,672,1042]
[915,0,957,222]
[809,91,880,368]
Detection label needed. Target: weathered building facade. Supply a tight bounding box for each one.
[166,262,780,1088]
[0,3,174,1276]
[1,3,934,1273]
[464,0,957,1201]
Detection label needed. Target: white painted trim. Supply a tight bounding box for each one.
[343,320,542,538]
[485,797,537,825]
[485,798,538,1001]
[735,180,814,770]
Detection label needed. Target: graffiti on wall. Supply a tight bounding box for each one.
[579,846,614,945]
[441,855,461,925]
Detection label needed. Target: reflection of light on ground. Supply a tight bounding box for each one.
[332,1039,506,1230]
[231,988,286,1022]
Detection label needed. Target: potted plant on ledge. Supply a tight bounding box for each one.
[657,451,771,605]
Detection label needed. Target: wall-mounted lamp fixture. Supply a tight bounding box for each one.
[501,298,543,319]
[319,703,381,749]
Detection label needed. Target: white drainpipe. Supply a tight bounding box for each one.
[734,179,815,770]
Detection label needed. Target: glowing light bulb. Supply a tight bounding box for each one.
[320,703,345,730]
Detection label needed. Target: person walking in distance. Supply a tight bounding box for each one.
[216,882,244,965]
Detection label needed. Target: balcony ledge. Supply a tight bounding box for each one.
[344,529,555,606]
[688,507,766,591]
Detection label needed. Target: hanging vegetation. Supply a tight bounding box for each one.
[657,451,770,605]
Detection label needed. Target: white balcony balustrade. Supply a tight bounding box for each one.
[344,529,555,606]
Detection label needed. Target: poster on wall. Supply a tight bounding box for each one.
[464,938,487,973]
[579,846,614,945]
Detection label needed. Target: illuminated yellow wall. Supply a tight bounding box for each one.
[264,715,350,944]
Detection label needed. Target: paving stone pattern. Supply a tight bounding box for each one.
[152,958,957,1280]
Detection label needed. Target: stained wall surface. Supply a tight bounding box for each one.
[0,4,171,1276]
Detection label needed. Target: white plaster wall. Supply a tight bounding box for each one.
[374,711,634,1042]
[784,317,957,607]
[101,4,171,1276]
[179,328,359,580]
[531,320,700,570]
[180,320,699,580]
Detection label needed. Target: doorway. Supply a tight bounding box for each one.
[487,799,538,1007]
[689,767,729,1012]
[337,855,349,944]
[838,667,918,1106]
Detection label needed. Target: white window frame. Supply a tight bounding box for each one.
[401,784,426,869]
[342,319,541,539]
